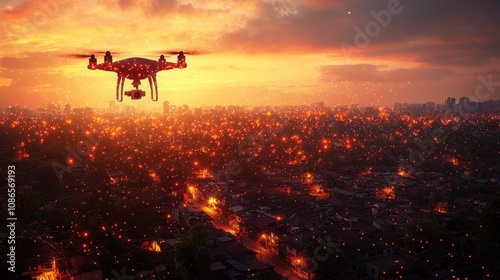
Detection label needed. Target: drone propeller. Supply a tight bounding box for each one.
[60,53,93,58]
[156,50,206,55]
[60,51,124,58]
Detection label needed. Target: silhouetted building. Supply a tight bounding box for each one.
[445,97,456,112]
[46,103,60,115]
[182,104,189,114]
[22,108,33,116]
[163,101,170,115]
[458,96,476,114]
[64,104,71,116]
[73,107,94,117]
[7,106,21,116]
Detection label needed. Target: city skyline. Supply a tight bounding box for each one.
[4,96,499,115]
[1,0,500,109]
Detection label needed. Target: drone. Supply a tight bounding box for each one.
[68,50,197,101]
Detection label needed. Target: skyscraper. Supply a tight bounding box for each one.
[459,96,470,114]
[46,103,60,115]
[64,104,71,115]
[445,97,456,112]
[163,101,170,115]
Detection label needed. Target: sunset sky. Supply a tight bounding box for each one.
[1,0,499,110]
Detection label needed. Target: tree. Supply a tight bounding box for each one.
[404,214,449,252]
[174,223,211,280]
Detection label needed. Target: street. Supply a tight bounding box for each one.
[189,201,307,280]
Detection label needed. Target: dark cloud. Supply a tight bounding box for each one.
[218,0,500,67]
[114,0,218,17]
[320,64,454,82]
[302,0,348,10]
[117,0,136,10]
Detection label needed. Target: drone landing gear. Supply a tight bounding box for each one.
[148,75,158,101]
[116,74,126,102]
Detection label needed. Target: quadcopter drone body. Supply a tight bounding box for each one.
[87,51,187,101]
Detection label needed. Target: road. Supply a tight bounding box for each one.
[241,237,307,280]
[189,201,308,280]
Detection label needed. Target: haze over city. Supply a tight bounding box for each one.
[1,0,500,110]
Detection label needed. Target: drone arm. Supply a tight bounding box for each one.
[157,62,177,71]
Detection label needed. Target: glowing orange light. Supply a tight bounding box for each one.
[208,197,218,209]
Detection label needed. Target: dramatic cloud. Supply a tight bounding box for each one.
[218,0,500,67]
[320,64,454,82]
[0,0,498,109]
[0,0,84,23]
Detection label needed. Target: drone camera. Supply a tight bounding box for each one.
[125,90,146,100]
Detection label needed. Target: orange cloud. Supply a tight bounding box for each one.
[320,64,454,83]
[0,77,12,87]
[0,0,76,23]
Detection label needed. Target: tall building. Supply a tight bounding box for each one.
[459,96,471,114]
[445,97,456,112]
[182,104,189,114]
[73,107,94,117]
[163,101,170,115]
[64,104,71,116]
[424,101,435,113]
[46,103,60,115]
[7,106,21,116]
